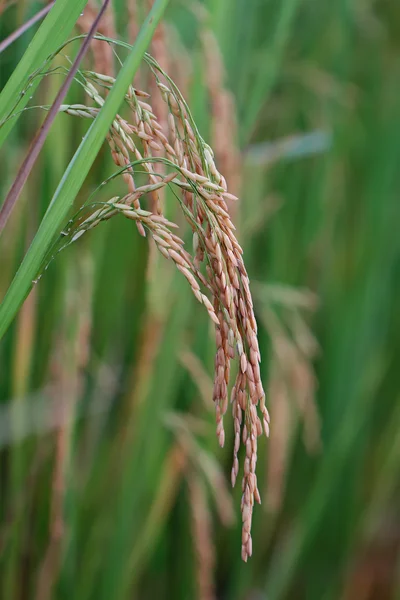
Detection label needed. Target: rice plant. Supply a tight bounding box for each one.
[1,1,399,599]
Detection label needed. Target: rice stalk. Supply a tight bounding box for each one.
[254,283,321,510]
[195,4,241,200]
[77,0,117,76]
[35,257,93,600]
[188,474,216,600]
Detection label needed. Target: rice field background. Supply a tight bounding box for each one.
[0,1,400,599]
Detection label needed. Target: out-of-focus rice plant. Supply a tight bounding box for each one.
[0,1,399,599]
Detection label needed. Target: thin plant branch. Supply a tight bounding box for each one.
[0,1,56,55]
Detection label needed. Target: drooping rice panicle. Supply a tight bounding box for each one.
[59,51,269,561]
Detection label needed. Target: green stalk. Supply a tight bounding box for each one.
[0,0,170,341]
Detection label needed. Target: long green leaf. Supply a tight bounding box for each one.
[0,0,170,341]
[0,0,88,148]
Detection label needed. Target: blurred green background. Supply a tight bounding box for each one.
[1,0,400,599]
